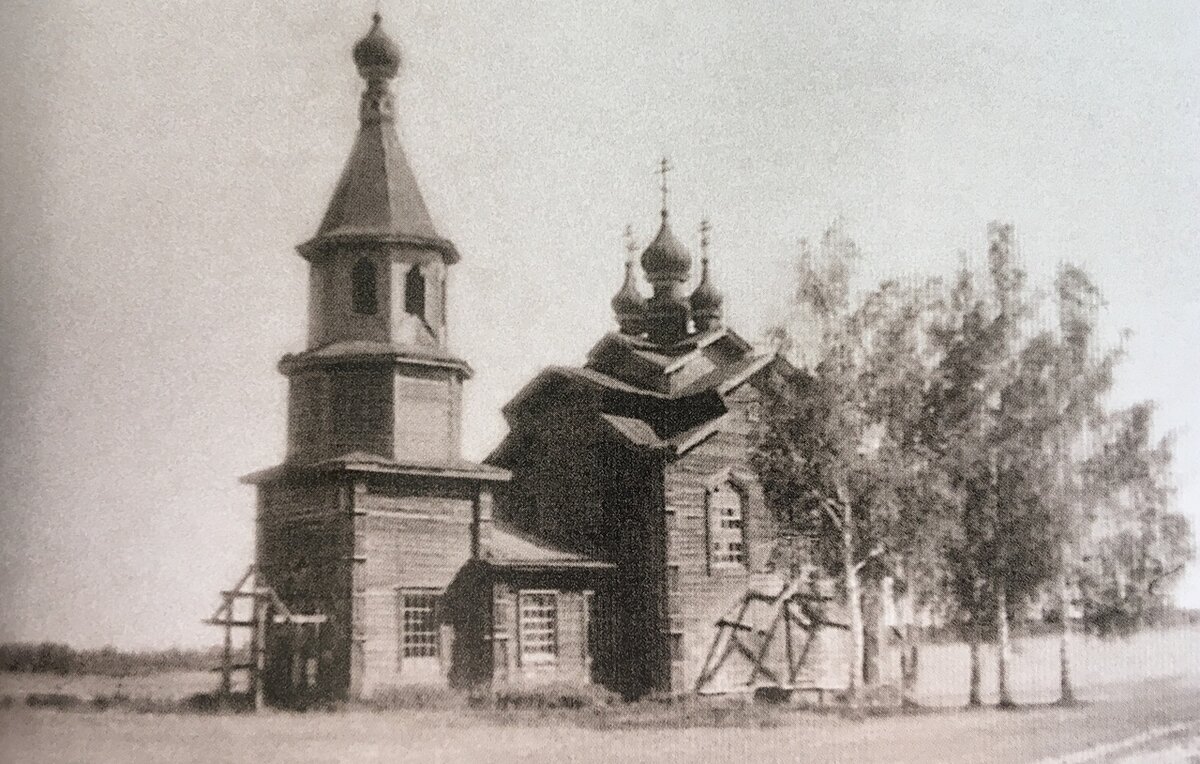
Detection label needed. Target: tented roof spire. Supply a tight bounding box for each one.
[299,14,458,262]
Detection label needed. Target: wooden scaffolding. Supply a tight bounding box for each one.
[205,565,326,709]
[695,577,848,697]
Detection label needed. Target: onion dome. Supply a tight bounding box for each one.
[691,257,724,331]
[353,14,402,80]
[640,213,692,282]
[611,259,646,334]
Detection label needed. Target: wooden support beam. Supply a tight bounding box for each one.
[715,619,754,632]
[747,602,787,686]
[789,623,821,685]
[275,614,327,625]
[695,626,729,692]
[210,663,255,673]
[784,604,795,684]
[220,593,233,700]
[252,599,267,711]
[730,637,780,686]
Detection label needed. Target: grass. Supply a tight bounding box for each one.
[1,626,1196,724]
[4,676,1199,764]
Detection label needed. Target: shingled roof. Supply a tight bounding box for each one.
[492,327,791,460]
[297,17,459,263]
[301,120,459,262]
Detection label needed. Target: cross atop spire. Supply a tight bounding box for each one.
[623,224,639,262]
[699,217,711,261]
[657,156,673,219]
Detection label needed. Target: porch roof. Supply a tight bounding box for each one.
[483,523,614,571]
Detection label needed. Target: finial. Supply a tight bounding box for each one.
[354,10,402,82]
[690,216,723,332]
[657,156,673,219]
[623,224,639,263]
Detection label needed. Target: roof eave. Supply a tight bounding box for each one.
[297,232,461,264]
[483,559,616,571]
[279,348,474,380]
[240,459,511,486]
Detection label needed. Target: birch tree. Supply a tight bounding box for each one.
[756,223,947,705]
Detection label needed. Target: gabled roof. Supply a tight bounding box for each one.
[483,523,614,570]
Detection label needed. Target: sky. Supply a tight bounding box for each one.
[0,1,1197,649]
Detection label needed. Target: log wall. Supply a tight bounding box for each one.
[350,477,478,697]
[662,379,782,692]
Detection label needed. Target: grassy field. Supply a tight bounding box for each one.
[0,669,219,703]
[1,628,1198,763]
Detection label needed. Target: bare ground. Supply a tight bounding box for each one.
[1,629,1198,763]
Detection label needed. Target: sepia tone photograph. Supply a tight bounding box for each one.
[1,2,1198,762]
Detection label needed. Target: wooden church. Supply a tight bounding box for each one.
[230,15,841,707]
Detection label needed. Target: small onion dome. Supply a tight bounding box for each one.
[611,260,646,334]
[640,215,692,282]
[353,14,402,80]
[690,257,724,331]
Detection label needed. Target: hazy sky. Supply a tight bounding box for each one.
[1,1,1197,648]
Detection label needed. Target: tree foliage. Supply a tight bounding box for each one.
[754,219,1192,704]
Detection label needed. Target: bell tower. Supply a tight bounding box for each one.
[282,13,469,465]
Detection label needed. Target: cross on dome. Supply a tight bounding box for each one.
[657,157,673,219]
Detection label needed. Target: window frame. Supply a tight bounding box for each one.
[404,264,426,319]
[705,474,750,572]
[517,589,560,667]
[398,589,441,663]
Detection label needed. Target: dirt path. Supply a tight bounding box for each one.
[3,675,1199,763]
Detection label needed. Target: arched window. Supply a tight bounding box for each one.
[405,266,426,319]
[708,480,747,568]
[351,258,378,315]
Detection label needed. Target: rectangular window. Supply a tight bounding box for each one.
[718,501,743,530]
[713,540,744,564]
[709,482,747,566]
[401,592,440,658]
[518,591,558,665]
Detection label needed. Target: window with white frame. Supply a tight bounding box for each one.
[400,592,440,658]
[709,481,747,566]
[518,591,559,665]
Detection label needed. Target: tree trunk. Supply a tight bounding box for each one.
[842,511,865,707]
[997,582,1015,708]
[901,638,920,708]
[967,624,982,707]
[861,577,883,687]
[1058,550,1076,705]
[898,586,920,708]
[968,580,983,708]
